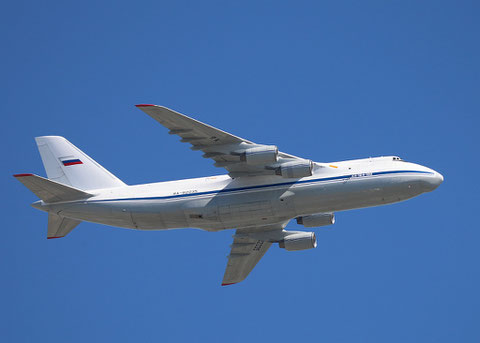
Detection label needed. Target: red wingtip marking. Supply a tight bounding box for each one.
[13,173,34,177]
[135,104,155,107]
[47,236,64,239]
[221,282,237,286]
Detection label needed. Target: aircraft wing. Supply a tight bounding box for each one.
[221,223,288,286]
[222,232,272,286]
[136,105,313,178]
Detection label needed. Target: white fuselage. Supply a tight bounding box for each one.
[35,156,443,232]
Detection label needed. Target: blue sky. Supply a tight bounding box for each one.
[2,1,479,342]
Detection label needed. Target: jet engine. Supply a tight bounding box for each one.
[276,160,313,178]
[279,232,317,251]
[296,213,335,227]
[240,146,278,165]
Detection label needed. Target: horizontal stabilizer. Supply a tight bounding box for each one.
[48,213,81,239]
[13,174,93,203]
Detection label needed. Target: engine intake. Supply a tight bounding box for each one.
[279,232,317,251]
[240,146,278,165]
[276,160,313,178]
[297,213,335,227]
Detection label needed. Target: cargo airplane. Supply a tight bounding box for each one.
[14,105,443,285]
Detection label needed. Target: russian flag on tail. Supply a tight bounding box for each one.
[62,159,83,166]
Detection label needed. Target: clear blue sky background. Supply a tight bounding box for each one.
[2,1,479,342]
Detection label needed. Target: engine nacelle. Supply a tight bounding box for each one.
[240,146,278,165]
[279,232,317,251]
[296,213,335,228]
[276,160,313,178]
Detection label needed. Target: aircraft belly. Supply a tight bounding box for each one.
[182,188,297,229]
[129,200,187,230]
[218,199,273,224]
[68,173,431,231]
[216,189,297,227]
[182,197,225,231]
[124,194,286,231]
[293,174,426,214]
[56,202,135,229]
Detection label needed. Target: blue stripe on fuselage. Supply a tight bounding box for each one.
[90,170,433,203]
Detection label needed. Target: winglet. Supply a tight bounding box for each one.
[221,282,237,286]
[135,104,156,107]
[13,173,34,177]
[47,236,64,239]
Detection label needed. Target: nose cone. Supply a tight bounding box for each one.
[424,170,444,191]
[436,172,444,184]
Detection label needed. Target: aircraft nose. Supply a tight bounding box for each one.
[424,170,444,191]
[436,172,444,184]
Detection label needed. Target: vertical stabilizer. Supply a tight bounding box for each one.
[35,136,125,190]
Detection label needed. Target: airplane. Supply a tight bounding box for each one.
[14,104,444,285]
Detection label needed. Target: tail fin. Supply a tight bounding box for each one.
[47,214,81,239]
[35,136,125,190]
[13,174,92,203]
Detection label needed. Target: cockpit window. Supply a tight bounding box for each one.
[392,156,404,161]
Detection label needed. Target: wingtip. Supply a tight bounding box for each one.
[221,282,237,286]
[135,104,156,107]
[13,173,34,178]
[47,236,64,239]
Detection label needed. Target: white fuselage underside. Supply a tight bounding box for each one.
[39,157,443,232]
